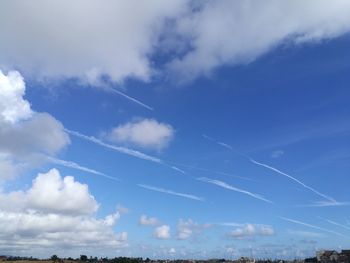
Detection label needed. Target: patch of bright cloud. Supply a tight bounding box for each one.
[2,1,350,84]
[0,70,32,123]
[176,219,211,240]
[139,214,160,226]
[153,225,171,239]
[228,224,275,239]
[0,70,69,181]
[0,169,127,255]
[106,118,174,151]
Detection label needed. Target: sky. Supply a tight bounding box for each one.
[0,0,350,260]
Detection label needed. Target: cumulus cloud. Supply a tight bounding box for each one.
[168,0,350,81]
[0,70,69,181]
[0,70,32,123]
[106,118,174,151]
[0,169,127,256]
[176,219,211,240]
[229,224,275,239]
[2,1,350,84]
[154,225,171,239]
[0,0,187,84]
[139,214,160,226]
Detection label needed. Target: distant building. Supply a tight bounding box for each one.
[316,249,350,263]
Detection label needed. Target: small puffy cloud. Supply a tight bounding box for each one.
[106,118,174,150]
[154,225,171,239]
[229,224,275,239]
[176,219,211,240]
[139,214,160,226]
[0,169,127,256]
[0,70,69,181]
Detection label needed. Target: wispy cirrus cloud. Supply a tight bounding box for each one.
[137,184,204,202]
[197,177,272,204]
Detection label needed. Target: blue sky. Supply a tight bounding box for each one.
[0,0,350,259]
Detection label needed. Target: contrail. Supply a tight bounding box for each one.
[138,184,204,202]
[66,129,162,164]
[197,177,273,204]
[203,134,336,203]
[66,129,188,176]
[249,159,336,202]
[280,217,347,238]
[47,157,120,182]
[110,88,154,111]
[172,162,256,182]
[297,200,349,207]
[319,217,350,231]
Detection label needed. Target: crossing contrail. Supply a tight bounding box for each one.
[280,217,347,238]
[203,134,337,203]
[197,177,273,204]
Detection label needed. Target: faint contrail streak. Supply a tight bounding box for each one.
[110,88,154,111]
[280,217,347,238]
[203,134,336,203]
[65,129,186,175]
[172,162,256,182]
[66,129,162,163]
[47,157,120,182]
[197,177,273,204]
[138,184,204,202]
[319,217,350,231]
[249,159,335,202]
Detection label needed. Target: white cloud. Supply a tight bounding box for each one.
[139,214,160,226]
[106,118,174,151]
[154,225,171,239]
[168,0,350,81]
[27,169,99,215]
[0,70,70,181]
[0,0,187,84]
[0,169,98,215]
[176,219,211,240]
[229,224,275,239]
[2,1,350,84]
[0,169,127,256]
[0,70,32,123]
